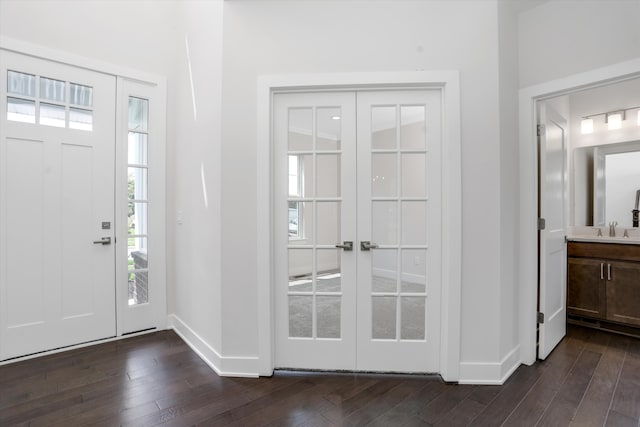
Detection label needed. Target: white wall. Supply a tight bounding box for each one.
[170,0,224,359]
[497,0,521,374]
[0,0,177,76]
[519,0,640,88]
[221,0,508,376]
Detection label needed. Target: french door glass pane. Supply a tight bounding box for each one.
[289,296,312,338]
[289,155,313,198]
[401,249,427,293]
[372,153,397,197]
[372,296,396,339]
[317,296,341,338]
[401,201,427,245]
[316,154,341,197]
[288,249,312,292]
[317,107,341,150]
[371,106,396,149]
[316,202,340,245]
[288,108,312,151]
[401,153,426,197]
[316,249,341,292]
[401,297,425,340]
[285,102,350,345]
[372,201,397,245]
[288,201,310,239]
[372,249,397,292]
[400,105,426,149]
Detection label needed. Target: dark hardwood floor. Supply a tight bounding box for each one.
[1,324,639,426]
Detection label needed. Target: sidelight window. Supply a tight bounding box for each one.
[127,96,149,306]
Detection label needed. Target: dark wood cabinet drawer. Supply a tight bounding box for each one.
[568,242,640,262]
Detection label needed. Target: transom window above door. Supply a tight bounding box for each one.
[6,70,93,130]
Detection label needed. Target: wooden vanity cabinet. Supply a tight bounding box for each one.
[567,242,640,330]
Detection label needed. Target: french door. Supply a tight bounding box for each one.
[0,51,116,359]
[274,89,442,372]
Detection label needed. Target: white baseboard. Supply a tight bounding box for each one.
[168,314,259,378]
[458,345,521,385]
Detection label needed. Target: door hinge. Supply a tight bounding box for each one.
[537,312,545,324]
[537,124,545,136]
[538,218,546,230]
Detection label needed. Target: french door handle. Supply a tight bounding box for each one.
[360,241,379,251]
[335,241,353,251]
[93,237,112,245]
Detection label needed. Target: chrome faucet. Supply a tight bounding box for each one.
[609,221,618,237]
[633,189,640,228]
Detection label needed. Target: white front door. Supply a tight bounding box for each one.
[0,51,116,360]
[538,103,568,360]
[274,89,442,373]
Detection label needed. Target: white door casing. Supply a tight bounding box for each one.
[274,89,442,373]
[0,50,116,360]
[518,59,640,367]
[538,103,568,360]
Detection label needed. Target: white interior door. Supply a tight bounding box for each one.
[356,91,441,372]
[274,92,358,370]
[274,89,442,373]
[0,51,116,360]
[538,103,568,360]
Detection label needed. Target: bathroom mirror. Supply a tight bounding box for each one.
[574,140,640,227]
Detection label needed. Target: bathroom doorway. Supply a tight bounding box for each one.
[520,62,640,365]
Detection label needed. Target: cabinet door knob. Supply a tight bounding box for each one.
[607,263,612,281]
[600,263,604,280]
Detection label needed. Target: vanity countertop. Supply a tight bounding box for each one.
[568,226,640,245]
[567,236,640,245]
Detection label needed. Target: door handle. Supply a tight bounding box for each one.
[360,241,379,251]
[600,263,604,280]
[335,241,353,251]
[607,263,611,281]
[93,237,112,245]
